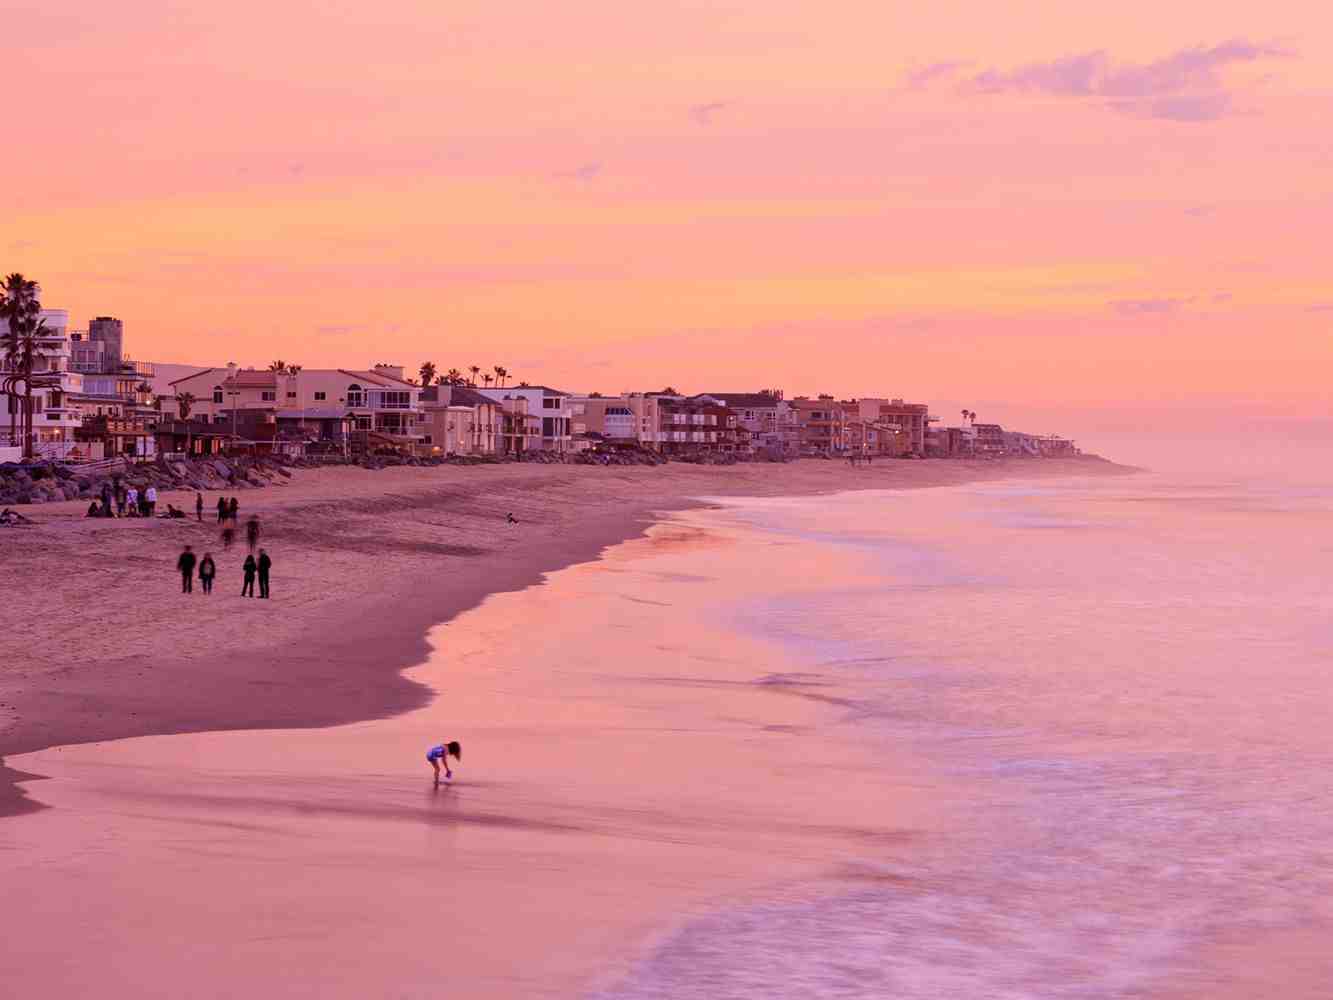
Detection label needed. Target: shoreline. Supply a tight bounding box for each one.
[1,456,1134,817]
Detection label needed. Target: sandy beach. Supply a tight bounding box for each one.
[1,456,1128,818]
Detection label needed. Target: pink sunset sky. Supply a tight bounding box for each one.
[6,1,1330,432]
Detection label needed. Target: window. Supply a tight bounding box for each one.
[346,384,364,407]
[313,391,327,401]
[213,387,223,403]
[261,391,276,401]
[542,397,560,409]
[287,391,296,398]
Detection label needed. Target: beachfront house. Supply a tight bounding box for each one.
[790,396,849,456]
[693,390,796,458]
[478,385,572,453]
[0,308,87,460]
[843,398,932,455]
[419,385,500,456]
[170,365,425,454]
[569,394,664,451]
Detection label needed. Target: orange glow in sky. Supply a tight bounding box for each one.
[5,1,1330,419]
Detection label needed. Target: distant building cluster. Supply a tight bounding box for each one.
[2,310,1078,463]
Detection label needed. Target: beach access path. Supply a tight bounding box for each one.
[0,456,1131,817]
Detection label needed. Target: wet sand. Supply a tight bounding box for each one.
[1,456,1127,818]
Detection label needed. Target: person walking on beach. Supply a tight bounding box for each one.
[216,496,227,524]
[126,485,139,517]
[177,545,197,593]
[145,485,158,517]
[426,741,462,785]
[195,492,204,522]
[199,552,216,594]
[257,548,271,599]
[241,553,257,597]
[245,515,260,554]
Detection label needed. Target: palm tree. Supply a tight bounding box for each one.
[482,373,494,388]
[0,273,42,446]
[177,391,197,455]
[493,365,507,388]
[6,318,49,458]
[468,365,481,386]
[419,361,437,387]
[444,368,463,386]
[268,360,288,374]
[518,380,530,388]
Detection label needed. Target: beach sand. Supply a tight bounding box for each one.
[1,456,1128,817]
[0,456,1138,997]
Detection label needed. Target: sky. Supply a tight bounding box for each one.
[4,1,1330,443]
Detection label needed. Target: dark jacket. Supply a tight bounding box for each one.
[177,551,197,575]
[199,557,216,580]
[242,555,257,579]
[257,552,272,576]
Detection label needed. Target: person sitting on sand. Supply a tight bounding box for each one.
[426,741,462,784]
[507,512,517,524]
[86,501,100,518]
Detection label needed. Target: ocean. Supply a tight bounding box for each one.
[595,464,1333,998]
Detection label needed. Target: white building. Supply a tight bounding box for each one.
[0,308,86,459]
[479,385,572,452]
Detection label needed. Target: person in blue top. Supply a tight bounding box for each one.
[427,741,462,784]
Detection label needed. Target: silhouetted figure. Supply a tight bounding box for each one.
[114,480,127,516]
[245,515,260,554]
[221,525,236,549]
[196,492,204,522]
[216,496,227,523]
[257,548,271,599]
[177,545,197,594]
[199,553,216,594]
[507,512,517,524]
[86,501,100,518]
[100,482,112,514]
[241,554,257,597]
[145,485,158,516]
[228,497,239,523]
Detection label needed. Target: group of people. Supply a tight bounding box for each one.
[176,543,273,598]
[85,480,160,518]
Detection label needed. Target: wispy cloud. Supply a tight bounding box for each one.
[554,162,602,182]
[689,101,730,125]
[956,40,1290,121]
[1110,298,1188,316]
[1306,303,1333,313]
[903,61,968,89]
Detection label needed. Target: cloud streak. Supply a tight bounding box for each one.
[689,101,730,125]
[1110,298,1188,316]
[957,40,1290,121]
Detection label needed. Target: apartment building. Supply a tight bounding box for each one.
[420,385,500,456]
[842,398,931,455]
[791,396,848,455]
[655,395,738,455]
[1,308,87,459]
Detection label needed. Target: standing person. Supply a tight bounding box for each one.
[245,515,260,554]
[241,553,257,597]
[257,548,272,599]
[195,492,204,522]
[145,484,158,517]
[100,481,113,515]
[425,741,462,785]
[114,479,127,516]
[199,552,216,594]
[177,545,197,593]
[216,496,227,524]
[126,485,139,517]
[228,496,239,523]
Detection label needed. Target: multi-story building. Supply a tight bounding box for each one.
[170,365,425,452]
[693,390,795,457]
[569,394,663,450]
[791,396,848,455]
[420,385,500,456]
[843,398,932,455]
[654,395,738,455]
[68,317,125,373]
[479,386,572,452]
[972,423,1006,457]
[1,308,87,459]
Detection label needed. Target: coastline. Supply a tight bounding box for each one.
[0,456,1132,818]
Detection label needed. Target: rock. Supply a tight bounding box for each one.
[212,460,232,478]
